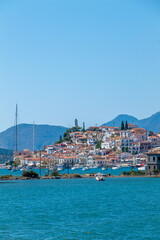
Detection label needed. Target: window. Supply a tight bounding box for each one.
[154,166,156,170]
[158,157,160,161]
[149,166,150,169]
[148,157,150,162]
[153,157,155,161]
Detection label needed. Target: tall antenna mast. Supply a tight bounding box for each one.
[33,121,35,152]
[15,104,18,151]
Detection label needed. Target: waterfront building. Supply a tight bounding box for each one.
[55,155,79,165]
[140,141,151,153]
[133,154,147,165]
[147,152,160,174]
[87,155,93,165]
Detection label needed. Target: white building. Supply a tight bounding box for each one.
[87,138,98,146]
[101,140,115,149]
[120,130,131,138]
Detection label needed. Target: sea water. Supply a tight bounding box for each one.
[0,178,159,240]
[0,167,134,177]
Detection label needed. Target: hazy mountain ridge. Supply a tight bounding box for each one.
[103,114,138,127]
[0,124,68,151]
[102,112,160,133]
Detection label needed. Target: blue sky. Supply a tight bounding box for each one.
[0,0,160,131]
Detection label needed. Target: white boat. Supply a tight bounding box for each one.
[82,167,87,171]
[6,165,12,170]
[74,164,81,169]
[96,174,105,181]
[71,167,76,170]
[102,167,106,170]
[138,166,147,171]
[92,166,97,168]
[112,166,120,170]
[20,168,26,171]
[57,167,63,171]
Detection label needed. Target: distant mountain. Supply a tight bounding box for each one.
[102,112,160,133]
[0,148,13,164]
[103,114,138,128]
[0,124,68,151]
[138,112,160,133]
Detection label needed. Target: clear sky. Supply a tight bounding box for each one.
[0,0,160,132]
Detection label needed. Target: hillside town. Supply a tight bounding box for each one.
[10,119,160,174]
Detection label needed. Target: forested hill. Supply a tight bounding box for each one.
[0,124,68,151]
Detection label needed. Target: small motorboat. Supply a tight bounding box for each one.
[71,167,76,170]
[102,167,106,170]
[57,167,63,171]
[92,165,97,169]
[82,167,90,171]
[96,173,105,181]
[96,176,105,181]
[112,166,121,170]
[138,166,147,171]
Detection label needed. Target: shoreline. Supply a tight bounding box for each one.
[0,174,160,180]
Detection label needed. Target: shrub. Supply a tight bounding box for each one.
[122,171,131,175]
[153,169,159,175]
[51,170,60,177]
[0,175,14,179]
[29,170,38,178]
[22,171,30,177]
[72,173,81,178]
[123,170,146,176]
[22,170,38,178]
[133,170,145,175]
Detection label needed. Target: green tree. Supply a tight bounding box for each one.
[6,160,14,166]
[63,132,67,138]
[121,121,125,130]
[113,147,117,152]
[96,141,102,149]
[70,126,82,132]
[82,122,85,132]
[13,159,20,167]
[55,135,63,144]
[125,121,128,130]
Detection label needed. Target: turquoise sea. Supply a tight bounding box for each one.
[0,178,160,240]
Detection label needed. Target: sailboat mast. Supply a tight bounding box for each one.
[33,121,35,152]
[15,104,18,151]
